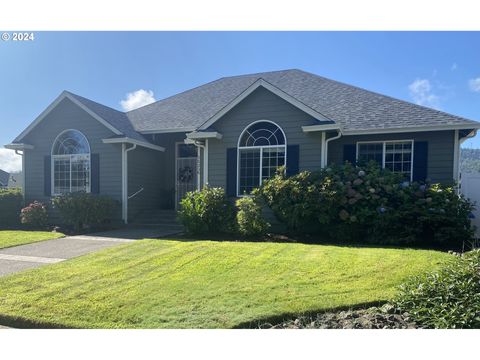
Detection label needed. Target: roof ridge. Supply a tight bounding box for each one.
[296,69,479,124]
[65,91,126,114]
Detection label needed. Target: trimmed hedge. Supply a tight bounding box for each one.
[52,192,117,232]
[178,187,236,235]
[0,188,23,228]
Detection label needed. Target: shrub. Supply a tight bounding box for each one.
[258,162,476,247]
[394,250,480,328]
[52,192,117,232]
[0,188,23,228]
[20,201,48,228]
[178,187,236,235]
[236,192,270,237]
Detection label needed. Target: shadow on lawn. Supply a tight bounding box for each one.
[0,301,386,329]
[234,301,386,329]
[0,314,72,329]
[167,233,453,252]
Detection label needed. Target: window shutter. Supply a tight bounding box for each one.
[413,141,428,182]
[286,145,299,177]
[343,144,356,164]
[91,153,100,194]
[226,148,237,197]
[44,155,51,196]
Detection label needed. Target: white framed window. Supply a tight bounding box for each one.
[356,140,414,181]
[52,129,91,195]
[237,120,287,196]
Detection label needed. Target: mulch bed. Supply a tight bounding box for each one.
[258,304,419,329]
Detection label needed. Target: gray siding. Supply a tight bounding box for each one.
[127,146,164,218]
[207,87,323,189]
[327,130,455,184]
[149,132,187,208]
[22,98,123,218]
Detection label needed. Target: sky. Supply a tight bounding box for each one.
[0,31,479,172]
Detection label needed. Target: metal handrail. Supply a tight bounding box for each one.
[128,187,144,200]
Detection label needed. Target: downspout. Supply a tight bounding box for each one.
[14,150,25,201]
[323,130,342,168]
[122,143,137,224]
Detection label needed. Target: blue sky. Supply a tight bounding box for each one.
[0,31,479,171]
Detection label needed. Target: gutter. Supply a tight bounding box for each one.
[323,130,342,168]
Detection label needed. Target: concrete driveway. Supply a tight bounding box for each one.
[0,236,132,277]
[0,225,182,277]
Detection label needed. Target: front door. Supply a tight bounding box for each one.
[175,143,198,208]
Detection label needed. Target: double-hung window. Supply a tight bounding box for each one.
[52,130,91,195]
[237,121,287,195]
[357,140,414,180]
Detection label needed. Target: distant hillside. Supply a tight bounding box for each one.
[461,148,480,174]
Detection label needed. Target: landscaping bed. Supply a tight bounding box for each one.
[259,304,418,329]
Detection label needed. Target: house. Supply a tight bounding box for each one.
[5,69,480,224]
[0,169,9,188]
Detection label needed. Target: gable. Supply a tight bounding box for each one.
[22,98,118,151]
[213,87,320,135]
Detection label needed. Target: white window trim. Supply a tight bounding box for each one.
[355,139,414,182]
[51,129,92,196]
[236,120,287,197]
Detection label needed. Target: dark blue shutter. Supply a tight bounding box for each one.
[343,144,356,164]
[413,141,428,182]
[286,145,300,177]
[44,155,51,196]
[226,148,237,197]
[91,153,100,194]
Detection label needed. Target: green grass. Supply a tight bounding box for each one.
[0,239,450,328]
[0,230,64,249]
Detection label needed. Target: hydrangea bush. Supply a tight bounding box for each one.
[20,201,48,229]
[258,162,475,247]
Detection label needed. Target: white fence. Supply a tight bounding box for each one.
[460,172,480,238]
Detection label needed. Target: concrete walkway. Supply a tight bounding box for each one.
[0,225,183,277]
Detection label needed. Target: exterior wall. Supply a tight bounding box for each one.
[127,146,164,218]
[148,132,187,208]
[327,130,455,184]
[207,87,323,188]
[22,98,123,218]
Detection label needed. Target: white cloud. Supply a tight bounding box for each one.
[468,78,480,92]
[451,63,458,71]
[408,78,440,109]
[0,148,21,173]
[120,89,156,111]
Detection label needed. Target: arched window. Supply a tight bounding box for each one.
[52,130,91,194]
[237,120,286,195]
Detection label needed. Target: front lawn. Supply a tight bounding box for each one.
[0,239,450,328]
[0,230,64,250]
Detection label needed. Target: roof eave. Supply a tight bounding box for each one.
[342,123,480,136]
[102,137,165,152]
[4,143,34,150]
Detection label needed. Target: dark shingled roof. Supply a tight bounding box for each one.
[68,69,480,136]
[65,92,149,142]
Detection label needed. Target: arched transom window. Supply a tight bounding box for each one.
[237,120,286,195]
[52,129,91,194]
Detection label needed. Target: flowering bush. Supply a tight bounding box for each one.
[20,201,48,228]
[258,162,475,247]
